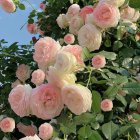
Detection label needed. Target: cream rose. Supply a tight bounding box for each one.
[93,2,120,28]
[78,24,102,52]
[30,84,64,120]
[39,123,53,140]
[69,16,84,35]
[61,84,92,115]
[56,14,69,29]
[54,51,77,74]
[8,84,32,117]
[16,64,31,82]
[121,6,140,22]
[101,99,113,111]
[19,135,41,140]
[47,66,76,89]
[0,117,15,133]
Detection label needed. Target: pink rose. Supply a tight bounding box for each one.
[16,64,31,82]
[80,6,94,21]
[8,85,32,117]
[101,99,113,111]
[27,23,38,34]
[66,4,80,20]
[47,66,76,89]
[38,29,45,36]
[64,34,75,44]
[0,0,16,13]
[61,84,92,115]
[17,122,37,136]
[30,84,64,120]
[62,44,83,65]
[40,3,46,10]
[19,134,41,140]
[0,117,15,132]
[92,55,106,69]
[31,69,45,86]
[33,37,61,71]
[39,123,53,140]
[11,79,21,88]
[93,2,120,28]
[121,6,140,22]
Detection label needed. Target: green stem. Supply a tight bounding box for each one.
[24,0,37,11]
[86,68,92,87]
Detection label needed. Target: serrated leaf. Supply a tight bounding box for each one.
[99,51,117,60]
[116,94,127,106]
[88,131,103,140]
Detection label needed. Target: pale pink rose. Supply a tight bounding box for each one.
[16,64,31,82]
[61,84,92,115]
[54,52,77,74]
[27,23,38,34]
[85,14,94,24]
[19,134,41,140]
[11,79,21,88]
[62,44,83,65]
[93,2,120,28]
[78,24,102,52]
[39,123,53,140]
[8,85,32,117]
[101,99,113,111]
[40,3,46,10]
[0,117,15,132]
[80,6,94,21]
[66,4,80,20]
[47,66,76,89]
[99,0,125,7]
[30,84,64,120]
[64,34,75,44]
[69,16,84,35]
[121,6,140,22]
[56,14,69,29]
[17,122,37,136]
[31,69,45,86]
[92,55,106,69]
[33,37,61,70]
[0,0,16,13]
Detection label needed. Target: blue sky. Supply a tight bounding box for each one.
[0,0,42,45]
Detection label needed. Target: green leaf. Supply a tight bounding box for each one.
[129,0,140,9]
[78,125,92,138]
[18,3,26,10]
[99,51,117,60]
[92,91,102,113]
[112,75,128,85]
[88,131,103,140]
[129,99,137,110]
[116,94,127,106]
[123,82,140,95]
[102,121,119,140]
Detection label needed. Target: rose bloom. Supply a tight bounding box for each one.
[54,51,77,74]
[11,79,21,88]
[78,24,102,52]
[121,6,140,22]
[31,69,45,86]
[33,37,61,70]
[69,16,84,35]
[99,0,125,7]
[64,34,75,44]
[80,6,94,21]
[85,13,94,24]
[101,99,113,111]
[0,0,16,13]
[62,44,83,65]
[16,64,31,82]
[40,3,46,10]
[19,134,41,140]
[92,55,106,69]
[66,4,80,20]
[27,23,38,34]
[62,84,92,115]
[38,29,45,36]
[30,84,64,120]
[47,66,76,89]
[17,122,37,136]
[8,84,32,117]
[0,117,15,133]
[56,14,69,29]
[93,2,120,28]
[39,123,53,140]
